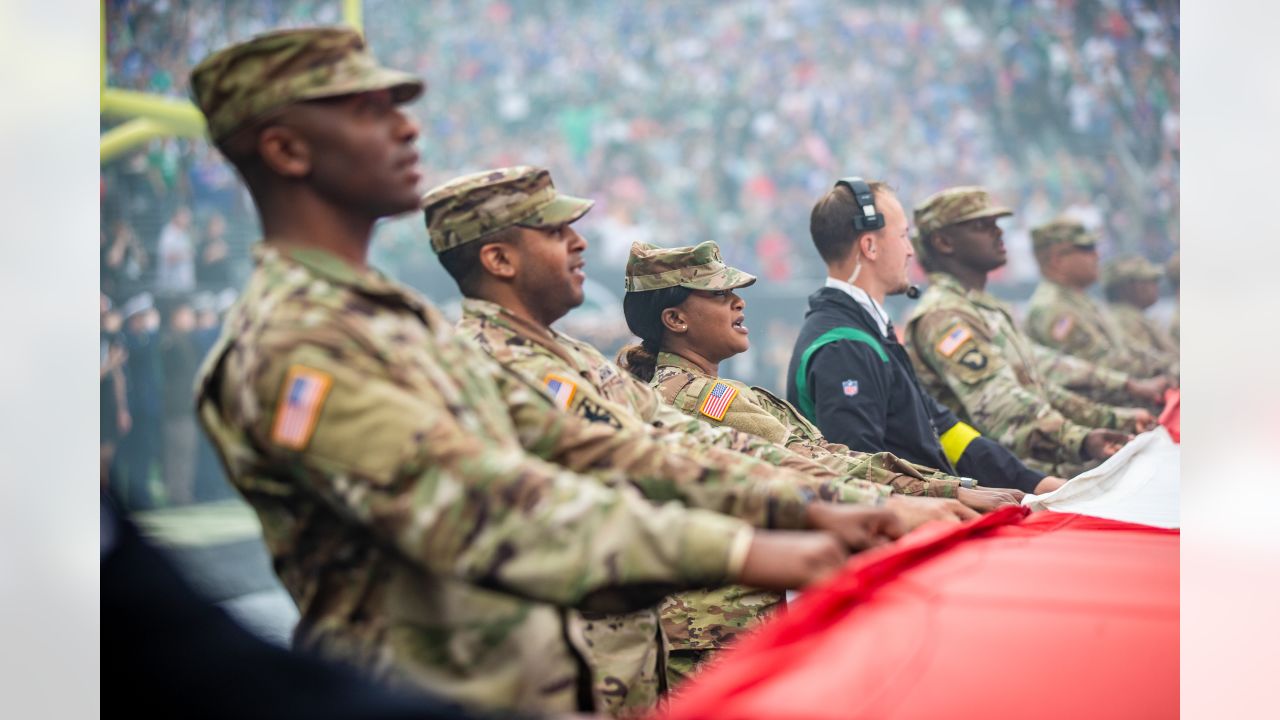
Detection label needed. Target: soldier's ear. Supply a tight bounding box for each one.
[931,230,955,257]
[477,241,517,281]
[661,307,688,335]
[257,124,311,179]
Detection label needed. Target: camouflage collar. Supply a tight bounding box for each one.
[254,243,419,304]
[926,272,1007,311]
[460,296,582,368]
[461,297,561,341]
[656,350,709,378]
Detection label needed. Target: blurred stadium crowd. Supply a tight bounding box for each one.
[100,0,1178,509]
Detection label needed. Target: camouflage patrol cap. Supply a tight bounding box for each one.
[1031,217,1098,252]
[421,166,594,253]
[190,27,424,142]
[914,186,1013,239]
[1102,256,1163,290]
[624,241,757,293]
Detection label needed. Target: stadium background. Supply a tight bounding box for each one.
[100,0,1179,512]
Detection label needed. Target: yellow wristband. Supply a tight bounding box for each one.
[939,421,982,468]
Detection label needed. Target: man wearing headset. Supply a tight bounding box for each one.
[786,179,1065,494]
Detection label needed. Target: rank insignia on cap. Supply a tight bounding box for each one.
[842,379,859,397]
[271,365,334,450]
[699,381,739,421]
[1051,315,1075,342]
[936,323,973,358]
[543,373,578,410]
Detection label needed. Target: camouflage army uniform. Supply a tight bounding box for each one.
[1024,220,1172,378]
[907,192,1142,476]
[1031,343,1136,406]
[1103,257,1179,370]
[423,166,874,706]
[906,272,1142,477]
[650,351,964,497]
[196,244,760,713]
[1166,253,1180,343]
[189,31,769,717]
[457,297,888,690]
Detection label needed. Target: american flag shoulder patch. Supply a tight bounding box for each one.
[1051,315,1075,342]
[699,381,739,421]
[543,373,578,410]
[271,365,334,450]
[936,323,973,358]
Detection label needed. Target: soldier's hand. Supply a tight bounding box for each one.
[957,487,1021,513]
[885,495,979,531]
[1125,376,1170,405]
[737,531,849,590]
[1127,408,1157,433]
[804,502,904,551]
[1033,476,1068,494]
[1082,429,1131,461]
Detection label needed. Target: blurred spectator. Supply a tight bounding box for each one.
[117,293,163,510]
[102,0,1179,503]
[161,302,200,506]
[191,294,232,501]
[101,295,131,487]
[102,218,149,300]
[157,206,196,294]
[196,212,233,290]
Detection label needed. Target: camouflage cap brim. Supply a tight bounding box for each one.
[943,204,1013,228]
[515,194,594,229]
[682,266,757,292]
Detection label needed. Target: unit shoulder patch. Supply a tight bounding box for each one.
[271,365,334,450]
[699,381,739,421]
[543,373,578,410]
[1051,315,1075,342]
[936,322,974,358]
[957,347,988,371]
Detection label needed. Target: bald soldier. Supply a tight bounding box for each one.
[905,187,1147,477]
[189,28,876,716]
[1024,218,1177,381]
[1103,256,1180,371]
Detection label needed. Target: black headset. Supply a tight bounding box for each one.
[834,177,884,232]
[835,176,919,298]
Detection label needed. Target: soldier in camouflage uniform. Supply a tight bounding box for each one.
[188,28,869,716]
[422,167,977,690]
[904,187,1148,477]
[1166,252,1180,343]
[1103,257,1180,373]
[1024,218,1178,381]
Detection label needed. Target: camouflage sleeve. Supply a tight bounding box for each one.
[492,368,862,527]
[240,340,753,610]
[912,310,1092,466]
[1041,382,1148,433]
[1025,303,1107,364]
[1031,342,1130,398]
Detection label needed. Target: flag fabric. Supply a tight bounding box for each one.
[657,506,1178,720]
[1023,425,1180,529]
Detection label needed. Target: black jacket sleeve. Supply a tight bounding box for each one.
[806,340,892,453]
[955,437,1046,494]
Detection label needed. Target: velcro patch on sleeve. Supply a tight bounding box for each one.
[936,323,974,358]
[543,373,578,410]
[271,365,334,450]
[1051,315,1075,342]
[699,381,739,421]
